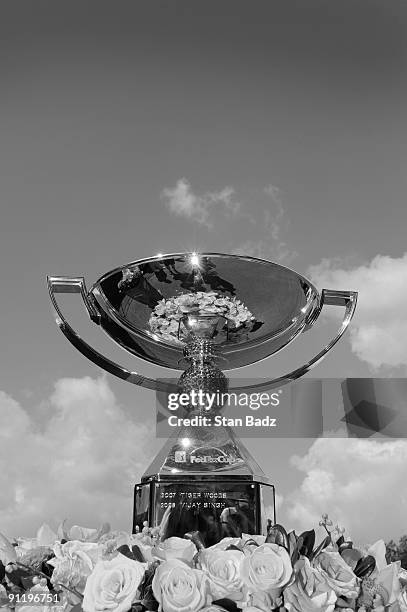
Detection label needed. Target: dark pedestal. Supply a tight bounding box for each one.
[133,476,275,545]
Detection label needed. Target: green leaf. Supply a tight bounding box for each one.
[212,599,242,612]
[354,555,376,578]
[131,545,146,563]
[266,524,289,550]
[21,577,35,590]
[310,534,331,561]
[298,530,315,558]
[141,590,159,611]
[287,531,298,556]
[183,531,206,551]
[291,534,304,566]
[137,562,160,608]
[117,545,136,561]
[5,566,31,588]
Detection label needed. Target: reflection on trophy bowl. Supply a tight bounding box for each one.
[179,312,227,342]
[90,252,322,370]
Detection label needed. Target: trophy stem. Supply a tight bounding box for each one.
[177,337,228,417]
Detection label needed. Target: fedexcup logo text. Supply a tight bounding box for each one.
[174,450,237,464]
[190,454,235,464]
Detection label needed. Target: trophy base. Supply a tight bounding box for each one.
[133,421,275,544]
[133,475,275,546]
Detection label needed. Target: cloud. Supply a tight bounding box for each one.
[285,437,407,543]
[161,178,241,227]
[308,253,407,371]
[0,377,155,537]
[233,185,297,263]
[161,179,297,263]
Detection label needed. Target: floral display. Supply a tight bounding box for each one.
[82,554,146,612]
[1,516,406,612]
[148,291,258,344]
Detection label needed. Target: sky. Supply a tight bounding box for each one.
[0,0,407,543]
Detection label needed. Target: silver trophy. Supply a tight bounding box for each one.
[48,253,357,544]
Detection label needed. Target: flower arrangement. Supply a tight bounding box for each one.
[1,516,407,612]
[148,292,258,345]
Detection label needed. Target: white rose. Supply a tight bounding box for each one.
[399,587,407,612]
[152,537,197,565]
[284,558,336,612]
[374,561,402,606]
[199,548,245,600]
[82,553,146,612]
[312,551,359,598]
[48,540,99,593]
[152,559,209,612]
[241,543,292,593]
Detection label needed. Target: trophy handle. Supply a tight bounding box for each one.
[47,276,176,392]
[230,289,358,392]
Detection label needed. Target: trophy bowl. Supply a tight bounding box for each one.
[89,252,321,370]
